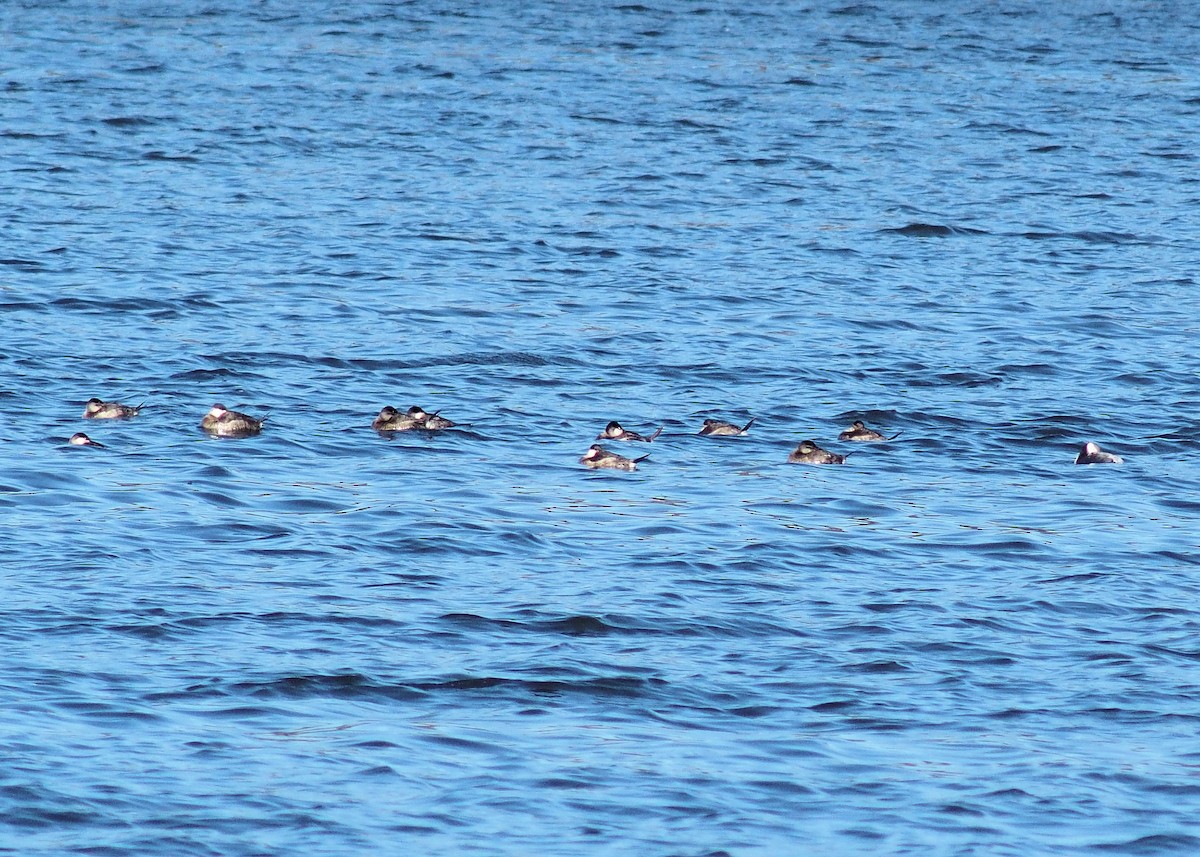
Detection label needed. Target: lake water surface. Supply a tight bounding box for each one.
[3,1,1200,854]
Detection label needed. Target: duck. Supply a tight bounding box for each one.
[596,420,662,442]
[787,439,846,465]
[698,417,755,436]
[1075,441,1123,465]
[406,406,456,430]
[838,420,899,442]
[372,406,420,431]
[200,404,265,437]
[83,397,143,419]
[580,444,648,471]
[69,432,105,447]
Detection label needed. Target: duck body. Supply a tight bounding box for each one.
[699,417,755,436]
[580,444,648,471]
[201,404,265,437]
[406,406,456,430]
[1075,442,1123,465]
[373,406,420,431]
[838,420,896,442]
[787,439,846,465]
[83,398,143,419]
[596,420,662,442]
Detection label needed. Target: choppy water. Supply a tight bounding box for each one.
[4,1,1200,854]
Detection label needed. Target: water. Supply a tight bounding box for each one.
[3,1,1200,854]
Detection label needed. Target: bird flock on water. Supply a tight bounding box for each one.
[67,397,1125,467]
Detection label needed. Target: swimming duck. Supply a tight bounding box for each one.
[372,406,420,431]
[787,439,846,465]
[69,432,105,447]
[838,420,899,442]
[699,417,755,436]
[200,404,265,437]
[1075,442,1123,465]
[406,406,456,430]
[83,397,143,419]
[596,420,662,442]
[580,444,648,471]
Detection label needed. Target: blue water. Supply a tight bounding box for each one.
[4,1,1200,854]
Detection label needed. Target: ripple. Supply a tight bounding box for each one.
[880,223,990,237]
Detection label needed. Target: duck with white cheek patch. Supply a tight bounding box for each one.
[1075,442,1123,464]
[200,404,265,438]
[406,406,456,430]
[787,439,846,465]
[838,420,900,442]
[83,398,144,419]
[596,420,662,442]
[580,444,649,471]
[372,406,420,431]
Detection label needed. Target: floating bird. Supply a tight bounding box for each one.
[698,417,755,436]
[83,398,143,419]
[406,406,456,430]
[596,420,662,442]
[200,404,265,438]
[787,439,846,465]
[372,406,420,431]
[838,420,900,442]
[580,444,649,471]
[1075,441,1123,465]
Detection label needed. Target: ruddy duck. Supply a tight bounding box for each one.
[372,406,420,431]
[787,439,846,465]
[200,404,265,437]
[699,417,755,436]
[69,432,105,447]
[83,397,143,419]
[838,420,899,442]
[596,420,662,442]
[580,444,648,471]
[1075,442,1123,465]
[406,406,456,430]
